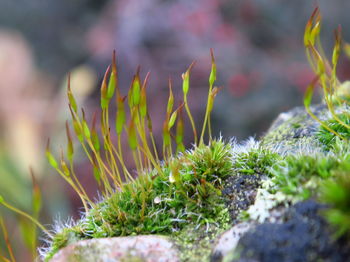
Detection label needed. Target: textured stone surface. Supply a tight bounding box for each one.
[261,104,326,154]
[228,201,350,262]
[210,222,253,262]
[50,235,179,262]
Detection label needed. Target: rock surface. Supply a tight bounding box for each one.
[228,201,350,262]
[51,235,179,262]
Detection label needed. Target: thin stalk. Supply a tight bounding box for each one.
[305,105,345,139]
[55,167,90,213]
[69,161,94,206]
[0,255,11,262]
[184,95,197,145]
[102,107,123,187]
[0,217,15,262]
[113,139,134,182]
[200,85,213,145]
[0,202,52,239]
[149,131,159,162]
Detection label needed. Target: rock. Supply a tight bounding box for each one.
[211,222,253,262]
[261,104,326,155]
[226,201,350,262]
[50,235,179,262]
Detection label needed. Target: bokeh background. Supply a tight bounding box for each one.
[1,0,350,260]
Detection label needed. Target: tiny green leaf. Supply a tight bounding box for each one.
[65,121,74,161]
[304,7,320,46]
[176,106,184,145]
[146,112,153,132]
[163,122,171,147]
[127,120,137,150]
[168,111,177,130]
[107,51,117,99]
[332,26,342,66]
[208,87,221,113]
[93,165,101,184]
[167,78,174,115]
[209,48,216,87]
[81,109,91,139]
[140,72,150,118]
[91,112,100,151]
[101,65,111,109]
[46,140,59,169]
[60,158,70,177]
[182,61,195,95]
[310,21,321,46]
[72,120,83,142]
[116,96,126,135]
[67,74,78,113]
[129,67,141,107]
[344,42,350,58]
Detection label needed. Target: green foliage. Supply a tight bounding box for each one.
[233,148,279,176]
[269,148,350,200]
[317,113,350,149]
[319,172,350,238]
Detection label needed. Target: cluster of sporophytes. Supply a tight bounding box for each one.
[303,8,350,148]
[301,8,350,238]
[0,49,230,261]
[41,50,234,259]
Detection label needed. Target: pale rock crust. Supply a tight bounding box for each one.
[50,235,179,262]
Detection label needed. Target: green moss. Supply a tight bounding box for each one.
[269,146,350,201]
[317,112,350,149]
[319,172,350,238]
[174,220,230,262]
[45,139,233,260]
[233,147,279,176]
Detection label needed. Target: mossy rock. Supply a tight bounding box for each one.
[45,104,350,262]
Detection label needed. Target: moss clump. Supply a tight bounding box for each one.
[269,151,350,200]
[319,172,350,238]
[233,147,279,176]
[45,139,233,260]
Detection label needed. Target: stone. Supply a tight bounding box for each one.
[50,235,179,262]
[211,222,253,262]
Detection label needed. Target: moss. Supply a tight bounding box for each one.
[319,172,350,238]
[173,219,230,262]
[269,151,350,200]
[317,112,350,149]
[45,139,234,260]
[45,227,83,261]
[232,147,279,176]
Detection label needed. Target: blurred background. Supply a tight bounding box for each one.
[1,0,350,260]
